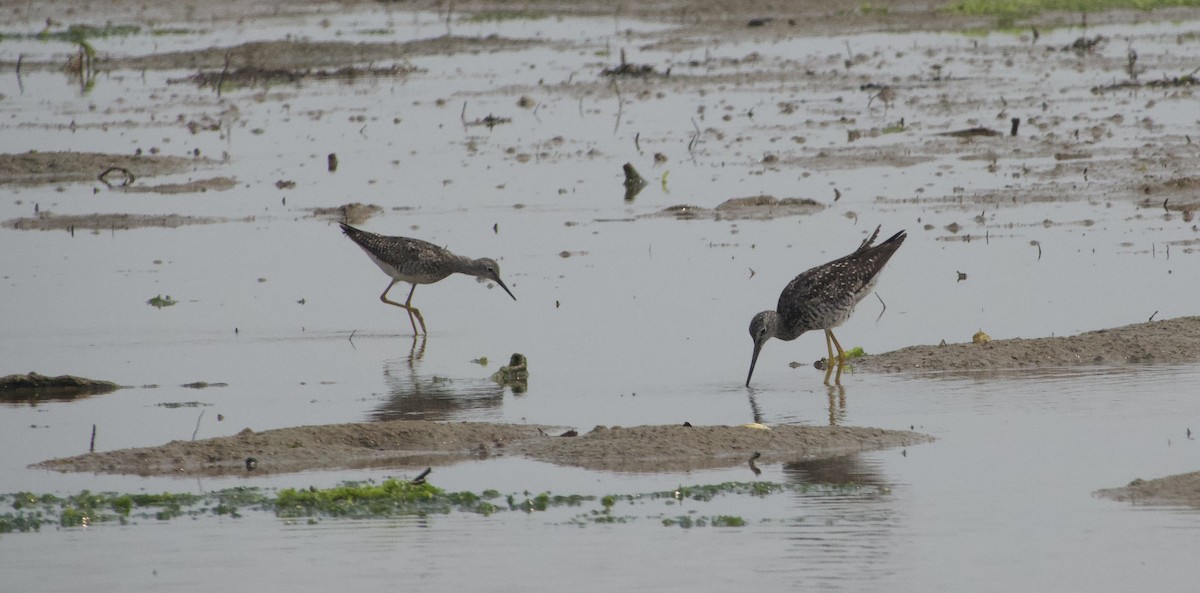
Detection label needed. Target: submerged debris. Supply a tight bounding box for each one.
[1092,73,1199,93]
[0,372,120,402]
[490,353,529,393]
[601,49,665,78]
[467,114,511,129]
[622,162,647,201]
[936,127,1002,138]
[1065,35,1105,54]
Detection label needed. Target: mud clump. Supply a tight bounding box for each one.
[0,372,121,403]
[308,202,384,225]
[653,195,824,220]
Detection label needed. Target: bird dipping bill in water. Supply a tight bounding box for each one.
[746,226,906,387]
[339,223,515,334]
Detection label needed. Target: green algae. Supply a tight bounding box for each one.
[1,478,882,533]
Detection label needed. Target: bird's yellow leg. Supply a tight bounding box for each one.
[829,330,847,385]
[822,329,836,385]
[403,284,427,335]
[380,281,427,335]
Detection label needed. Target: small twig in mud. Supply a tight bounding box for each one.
[1031,240,1042,261]
[192,409,205,441]
[15,53,24,94]
[634,132,641,153]
[216,53,231,98]
[688,117,701,152]
[610,78,624,133]
[1149,310,1158,322]
[874,292,887,322]
[1010,117,1020,137]
[461,101,468,125]
[98,166,135,188]
[348,329,357,348]
[90,424,96,453]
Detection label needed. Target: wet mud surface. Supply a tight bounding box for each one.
[856,316,1200,374]
[36,420,932,476]
[1096,470,1200,508]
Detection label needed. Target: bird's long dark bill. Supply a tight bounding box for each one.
[496,278,517,301]
[746,342,764,387]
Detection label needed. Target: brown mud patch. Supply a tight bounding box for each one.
[1096,471,1200,509]
[8,212,229,231]
[35,421,931,477]
[0,151,210,187]
[651,195,825,220]
[856,316,1200,375]
[118,177,238,195]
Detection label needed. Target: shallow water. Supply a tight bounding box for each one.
[3,7,1200,592]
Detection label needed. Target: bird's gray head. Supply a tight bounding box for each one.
[472,257,516,301]
[746,310,778,387]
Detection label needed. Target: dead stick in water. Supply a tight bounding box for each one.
[90,424,96,452]
[192,409,205,441]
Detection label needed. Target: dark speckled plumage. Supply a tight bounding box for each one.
[746,226,905,387]
[339,223,515,334]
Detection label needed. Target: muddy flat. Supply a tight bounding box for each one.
[856,316,1200,374]
[35,421,932,476]
[1096,471,1200,509]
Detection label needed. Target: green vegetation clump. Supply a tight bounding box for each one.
[38,23,141,42]
[275,478,519,518]
[1,478,882,533]
[147,294,178,308]
[951,0,1200,18]
[662,514,748,528]
[463,10,549,22]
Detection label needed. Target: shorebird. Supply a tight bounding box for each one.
[339,223,515,334]
[746,226,906,387]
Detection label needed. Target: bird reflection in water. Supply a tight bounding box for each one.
[369,335,509,422]
[744,383,849,427]
[827,384,847,426]
[782,453,885,488]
